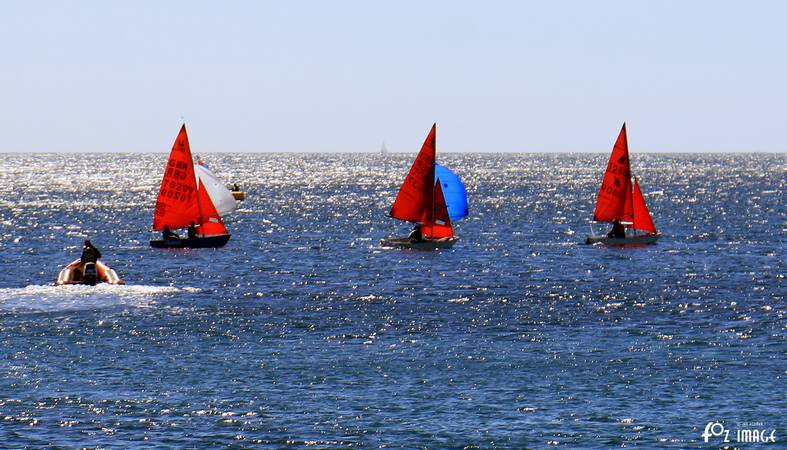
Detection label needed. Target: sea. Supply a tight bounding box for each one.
[0,153,784,448]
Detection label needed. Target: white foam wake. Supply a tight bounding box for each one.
[0,284,195,313]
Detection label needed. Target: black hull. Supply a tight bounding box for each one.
[585,233,660,246]
[150,234,231,249]
[381,236,457,250]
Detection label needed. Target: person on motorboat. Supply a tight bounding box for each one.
[607,220,626,238]
[80,240,102,264]
[408,224,424,242]
[187,222,197,240]
[79,240,102,284]
[163,225,179,240]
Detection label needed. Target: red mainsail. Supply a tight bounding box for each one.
[390,124,437,223]
[153,125,200,230]
[631,178,657,234]
[593,123,633,223]
[423,180,453,239]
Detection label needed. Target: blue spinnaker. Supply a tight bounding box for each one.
[435,163,468,221]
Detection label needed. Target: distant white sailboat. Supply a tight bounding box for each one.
[380,141,388,154]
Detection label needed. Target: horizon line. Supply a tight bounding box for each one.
[1,149,785,154]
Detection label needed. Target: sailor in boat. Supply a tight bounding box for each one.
[408,224,424,243]
[187,222,197,240]
[162,225,179,240]
[607,220,626,238]
[56,239,123,285]
[79,239,102,285]
[81,240,102,265]
[232,183,240,191]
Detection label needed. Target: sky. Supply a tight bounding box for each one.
[1,1,786,153]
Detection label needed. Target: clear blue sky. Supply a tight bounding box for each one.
[1,1,785,152]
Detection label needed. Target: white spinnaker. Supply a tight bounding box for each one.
[194,164,237,216]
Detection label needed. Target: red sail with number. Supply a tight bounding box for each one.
[593,123,633,223]
[390,124,437,223]
[153,125,200,230]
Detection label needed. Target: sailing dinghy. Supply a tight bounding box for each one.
[585,123,659,245]
[150,125,232,248]
[381,124,468,250]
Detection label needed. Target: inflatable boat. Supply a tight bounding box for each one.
[55,259,124,286]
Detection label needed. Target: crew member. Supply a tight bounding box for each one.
[408,224,424,242]
[163,225,179,240]
[187,222,197,239]
[607,220,626,238]
[80,239,102,264]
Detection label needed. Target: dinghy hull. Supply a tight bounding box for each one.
[232,191,245,201]
[381,236,457,250]
[585,233,660,246]
[56,259,124,285]
[149,234,231,248]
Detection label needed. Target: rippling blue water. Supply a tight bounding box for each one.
[0,153,784,448]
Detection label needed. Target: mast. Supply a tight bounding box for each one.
[430,123,437,225]
[192,132,205,228]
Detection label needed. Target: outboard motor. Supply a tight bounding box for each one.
[82,262,98,286]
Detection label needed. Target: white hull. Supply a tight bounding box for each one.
[585,233,660,246]
[381,236,457,250]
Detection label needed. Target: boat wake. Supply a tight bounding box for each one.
[0,284,190,313]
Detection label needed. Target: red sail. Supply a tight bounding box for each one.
[623,178,634,223]
[631,178,657,234]
[593,123,633,223]
[423,180,453,239]
[390,124,436,223]
[195,181,229,236]
[153,125,200,230]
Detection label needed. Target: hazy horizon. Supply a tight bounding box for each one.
[2,149,784,155]
[2,1,786,153]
